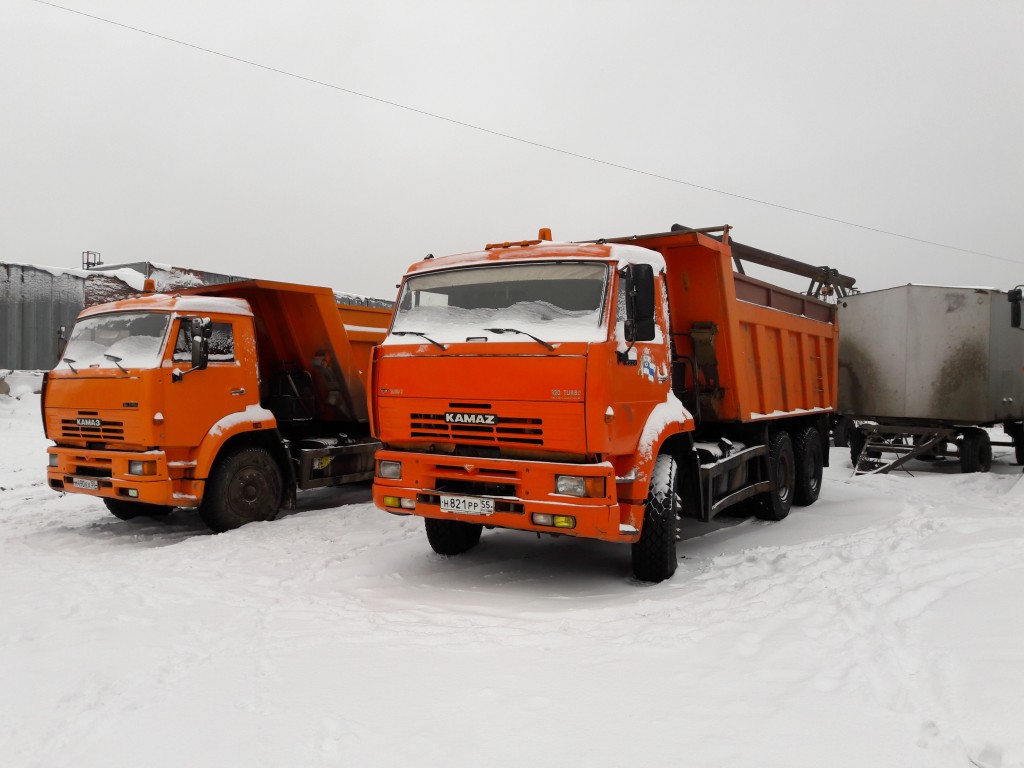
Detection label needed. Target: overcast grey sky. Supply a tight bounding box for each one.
[2,0,1022,300]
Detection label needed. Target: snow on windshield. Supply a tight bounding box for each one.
[387,262,610,344]
[61,312,170,370]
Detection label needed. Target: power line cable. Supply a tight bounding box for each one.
[30,0,1020,266]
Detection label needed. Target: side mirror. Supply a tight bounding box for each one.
[623,263,657,342]
[190,317,212,370]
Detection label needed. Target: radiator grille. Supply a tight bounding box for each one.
[410,405,543,446]
[60,417,125,441]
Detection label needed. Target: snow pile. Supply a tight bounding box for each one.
[2,391,1024,767]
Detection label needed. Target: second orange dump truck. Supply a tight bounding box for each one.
[44,280,390,532]
[371,225,854,581]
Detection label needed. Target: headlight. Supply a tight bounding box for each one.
[555,475,606,498]
[128,460,156,476]
[555,475,587,496]
[48,454,59,468]
[377,460,402,480]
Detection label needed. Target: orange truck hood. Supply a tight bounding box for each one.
[374,346,589,457]
[44,370,160,450]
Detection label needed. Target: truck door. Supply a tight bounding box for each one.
[606,266,673,454]
[160,316,259,449]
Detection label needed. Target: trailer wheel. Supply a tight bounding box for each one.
[424,517,483,556]
[793,426,823,506]
[848,426,880,467]
[958,429,992,474]
[631,454,679,583]
[199,447,283,533]
[103,498,173,521]
[755,431,795,521]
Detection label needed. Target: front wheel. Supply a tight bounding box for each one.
[425,517,482,555]
[103,498,174,521]
[199,447,283,533]
[631,454,679,583]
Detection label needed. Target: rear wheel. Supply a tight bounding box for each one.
[631,454,679,583]
[199,447,283,533]
[755,430,795,521]
[958,429,992,474]
[793,426,823,507]
[103,498,174,521]
[425,517,483,556]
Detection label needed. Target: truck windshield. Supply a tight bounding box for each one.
[390,262,610,343]
[61,312,171,370]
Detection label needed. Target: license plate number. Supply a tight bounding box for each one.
[72,477,99,491]
[439,495,494,515]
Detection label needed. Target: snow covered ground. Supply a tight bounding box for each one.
[3,391,1023,768]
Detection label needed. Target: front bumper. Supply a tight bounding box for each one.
[372,450,640,543]
[46,446,202,508]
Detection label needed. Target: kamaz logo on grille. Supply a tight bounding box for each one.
[444,412,497,425]
[76,418,101,427]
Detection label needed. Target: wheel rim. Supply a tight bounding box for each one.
[778,449,794,504]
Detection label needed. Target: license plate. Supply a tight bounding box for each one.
[439,495,495,515]
[72,477,99,491]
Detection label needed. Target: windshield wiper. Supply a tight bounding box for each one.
[484,327,555,351]
[104,354,128,374]
[391,331,447,351]
[61,357,78,374]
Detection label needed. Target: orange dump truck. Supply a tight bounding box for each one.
[371,225,854,581]
[44,280,391,532]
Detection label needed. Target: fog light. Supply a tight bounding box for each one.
[383,495,401,508]
[378,460,402,480]
[127,489,139,498]
[555,475,587,496]
[129,460,155,476]
[553,515,576,529]
[48,454,59,468]
[400,497,416,510]
[532,513,553,526]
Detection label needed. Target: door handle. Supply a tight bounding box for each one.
[231,388,246,396]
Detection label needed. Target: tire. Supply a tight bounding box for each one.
[199,447,283,533]
[424,517,483,556]
[958,429,992,474]
[1015,438,1024,466]
[631,454,679,583]
[103,498,174,521]
[755,430,795,521]
[793,426,823,507]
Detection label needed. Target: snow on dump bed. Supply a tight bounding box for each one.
[3,391,1024,767]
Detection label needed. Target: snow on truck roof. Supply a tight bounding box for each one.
[78,292,253,318]
[405,241,667,275]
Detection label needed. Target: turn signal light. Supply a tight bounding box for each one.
[129,460,156,476]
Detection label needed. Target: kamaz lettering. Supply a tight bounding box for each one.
[76,418,101,427]
[445,412,497,425]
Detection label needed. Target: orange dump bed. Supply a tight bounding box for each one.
[185,280,391,423]
[639,232,838,423]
